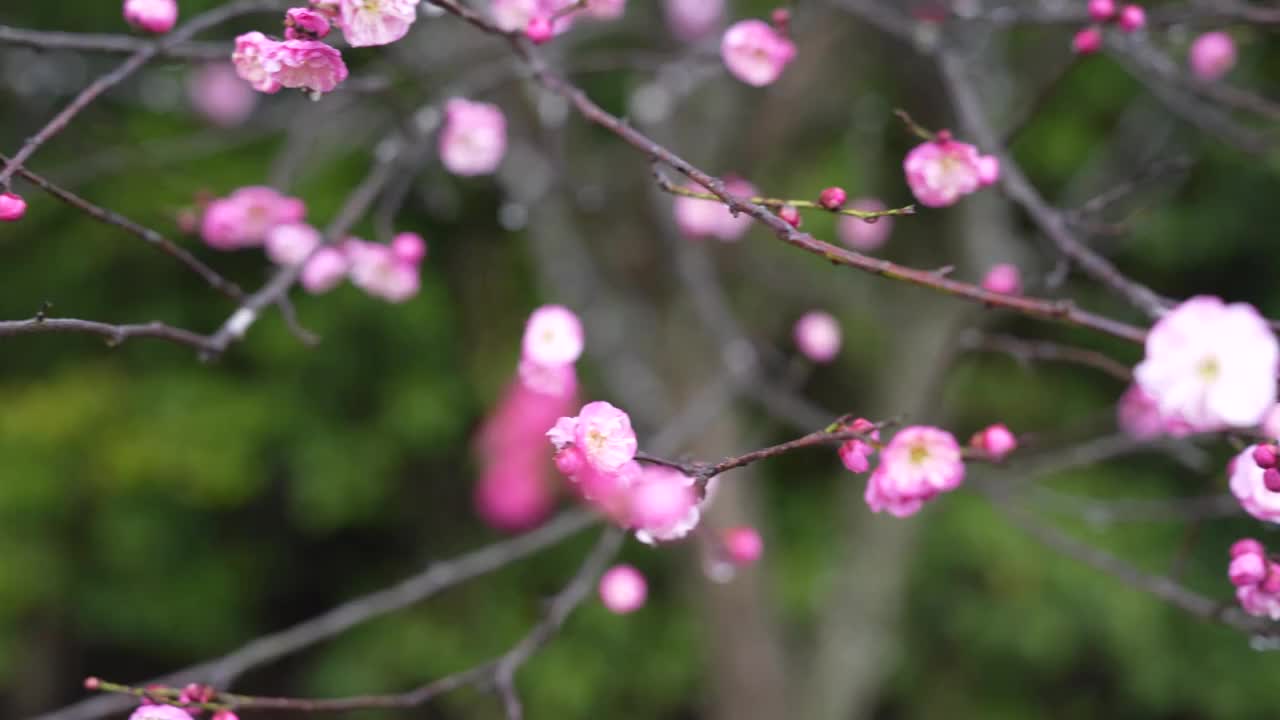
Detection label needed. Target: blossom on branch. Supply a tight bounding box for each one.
[201,186,306,250]
[338,0,420,47]
[630,465,700,544]
[347,239,422,303]
[1229,538,1280,620]
[128,706,193,720]
[720,19,796,87]
[794,311,842,364]
[903,131,1000,208]
[231,32,348,96]
[439,99,508,177]
[490,0,576,35]
[864,425,965,517]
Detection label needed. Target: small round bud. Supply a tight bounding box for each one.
[723,526,764,566]
[981,263,1022,296]
[972,423,1017,461]
[1117,4,1145,32]
[123,0,179,34]
[1231,538,1266,559]
[778,205,801,228]
[392,232,427,266]
[1072,26,1103,54]
[525,16,555,44]
[1189,31,1237,82]
[83,677,101,691]
[818,186,847,210]
[0,191,27,222]
[1230,552,1268,587]
[598,564,647,614]
[793,311,841,363]
[1263,468,1280,493]
[1087,0,1116,22]
[770,8,791,31]
[1253,444,1277,470]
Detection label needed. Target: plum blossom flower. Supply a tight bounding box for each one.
[270,40,348,94]
[838,418,879,474]
[129,707,194,720]
[547,416,579,450]
[1133,296,1278,432]
[522,305,585,367]
[837,198,894,251]
[300,246,350,293]
[672,176,757,241]
[630,465,700,544]
[0,192,27,222]
[232,32,284,94]
[347,240,421,303]
[573,401,637,472]
[903,132,1000,208]
[490,0,576,35]
[338,0,420,46]
[794,311,841,363]
[201,186,306,250]
[1230,445,1280,523]
[1190,31,1236,81]
[599,565,647,613]
[188,63,257,127]
[663,0,723,41]
[864,425,965,517]
[720,19,796,87]
[1229,538,1280,619]
[124,0,178,34]
[439,99,508,176]
[265,222,321,266]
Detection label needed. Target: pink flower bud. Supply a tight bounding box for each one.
[526,16,555,44]
[723,526,764,566]
[1231,538,1266,559]
[179,684,213,705]
[599,564,647,614]
[1254,444,1278,469]
[124,0,178,34]
[1189,31,1236,82]
[392,232,427,266]
[818,186,847,210]
[1230,552,1268,587]
[973,423,1017,461]
[0,191,27,222]
[1073,26,1103,54]
[285,8,332,39]
[83,677,101,690]
[770,7,791,32]
[1088,0,1115,22]
[1117,5,1145,32]
[300,246,350,294]
[981,263,1022,295]
[778,205,801,228]
[1264,468,1280,493]
[793,311,841,363]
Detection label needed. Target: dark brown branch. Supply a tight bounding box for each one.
[0,26,228,60]
[0,316,215,351]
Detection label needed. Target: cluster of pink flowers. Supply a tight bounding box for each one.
[123,0,178,34]
[438,99,509,177]
[1229,538,1280,620]
[794,311,842,364]
[672,175,757,241]
[1229,444,1280,524]
[231,30,347,96]
[125,683,240,720]
[1189,32,1237,81]
[902,131,1000,208]
[838,420,968,518]
[1132,296,1278,434]
[1073,0,1146,54]
[549,402,703,543]
[838,198,894,251]
[202,186,307,250]
[720,18,796,87]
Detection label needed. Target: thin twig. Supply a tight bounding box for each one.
[0,26,228,60]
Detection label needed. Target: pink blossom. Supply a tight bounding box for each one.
[837,198,894,251]
[300,246,350,293]
[723,526,763,566]
[554,445,584,475]
[793,311,841,363]
[211,712,240,720]
[1231,540,1280,619]
[981,263,1022,295]
[585,0,625,20]
[1189,31,1236,81]
[391,232,427,265]
[490,0,576,35]
[903,133,1000,208]
[522,305,585,367]
[1072,26,1102,55]
[864,426,964,518]
[339,0,420,47]
[720,19,796,87]
[1262,404,1280,439]
[439,99,508,177]
[838,418,880,474]
[1117,4,1145,32]
[547,416,579,450]
[1237,583,1280,620]
[1088,0,1115,22]
[232,32,284,94]
[1233,538,1266,558]
[599,565,647,614]
[271,40,348,94]
[188,63,257,127]
[1230,551,1268,587]
[348,240,421,303]
[574,460,640,522]
[672,176,758,241]
[129,707,193,720]
[286,8,332,39]
[518,358,578,398]
[629,465,700,544]
[663,0,723,41]
[972,423,1017,461]
[1133,296,1278,431]
[1230,445,1280,523]
[200,186,306,250]
[574,401,637,472]
[0,192,27,222]
[265,222,322,266]
[124,0,178,34]
[818,186,847,210]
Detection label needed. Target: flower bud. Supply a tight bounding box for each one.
[1117,4,1145,32]
[1254,443,1277,470]
[972,423,1017,461]
[1073,26,1102,54]
[1264,467,1280,493]
[1230,552,1267,587]
[981,263,1022,295]
[0,191,27,222]
[818,186,847,210]
[1087,0,1115,22]
[526,16,555,44]
[723,526,764,566]
[778,204,801,228]
[123,0,178,34]
[599,564,647,614]
[1231,538,1265,558]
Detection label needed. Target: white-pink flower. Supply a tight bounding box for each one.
[1189,31,1236,81]
[339,0,420,47]
[347,240,421,303]
[188,63,257,127]
[271,40,348,94]
[129,707,194,720]
[574,401,637,472]
[522,305,584,367]
[439,98,508,177]
[864,425,964,518]
[1230,445,1280,523]
[903,132,1000,208]
[232,32,284,94]
[201,186,306,249]
[629,465,700,544]
[672,176,757,241]
[1134,296,1278,432]
[794,311,841,363]
[599,564,647,613]
[300,246,350,293]
[124,0,178,34]
[265,222,322,266]
[663,0,723,41]
[837,198,894,251]
[720,19,796,87]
